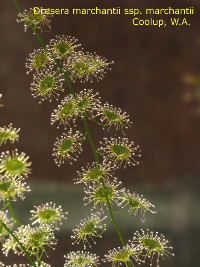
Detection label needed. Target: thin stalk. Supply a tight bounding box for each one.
[83,115,126,247]
[11,1,130,265]
[0,221,37,267]
[8,201,22,226]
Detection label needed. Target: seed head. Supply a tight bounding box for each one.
[64,251,100,267]
[120,191,156,222]
[98,103,132,131]
[71,212,106,249]
[47,35,81,59]
[0,174,30,202]
[0,150,31,178]
[17,8,52,33]
[64,51,114,83]
[104,244,142,267]
[53,129,84,166]
[31,65,64,103]
[3,224,56,256]
[99,137,141,168]
[0,124,20,146]
[26,48,52,74]
[30,202,67,228]
[130,229,174,266]
[84,178,123,210]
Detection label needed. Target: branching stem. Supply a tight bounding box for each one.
[11,1,131,266]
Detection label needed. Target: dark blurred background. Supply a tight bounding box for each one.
[1,0,200,266]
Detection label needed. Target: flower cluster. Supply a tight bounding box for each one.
[13,9,174,267]
[51,89,101,128]
[64,51,114,83]
[0,94,67,267]
[17,8,52,33]
[3,224,56,256]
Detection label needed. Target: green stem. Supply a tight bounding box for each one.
[12,1,130,265]
[0,221,37,267]
[8,201,22,226]
[83,115,126,247]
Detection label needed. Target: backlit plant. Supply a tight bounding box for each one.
[0,2,174,267]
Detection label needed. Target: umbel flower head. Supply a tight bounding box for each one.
[120,191,156,222]
[0,124,20,146]
[84,178,123,210]
[3,224,56,256]
[64,51,114,83]
[0,211,12,240]
[0,174,30,202]
[31,65,64,103]
[51,89,101,128]
[71,212,106,249]
[17,8,52,33]
[98,103,131,131]
[130,229,174,267]
[26,48,52,74]
[53,129,84,166]
[47,35,81,59]
[64,251,100,267]
[75,161,114,185]
[30,202,67,228]
[99,137,141,168]
[104,244,142,267]
[0,150,31,178]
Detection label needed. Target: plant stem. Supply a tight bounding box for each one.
[83,115,126,247]
[0,221,37,267]
[8,201,22,226]
[12,1,130,265]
